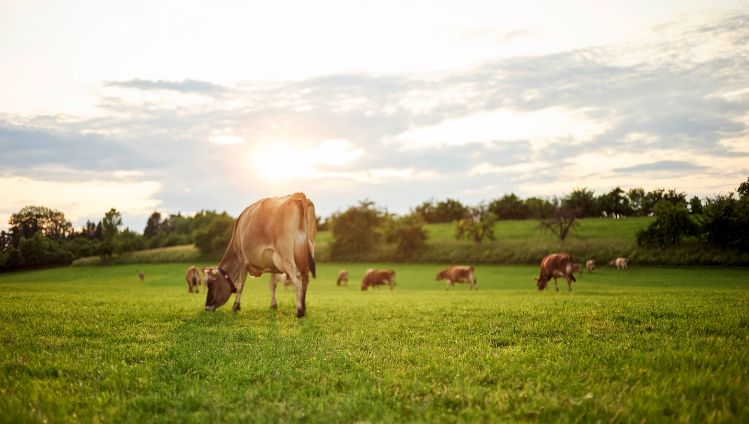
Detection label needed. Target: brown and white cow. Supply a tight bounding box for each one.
[436,265,477,290]
[535,253,576,292]
[203,192,317,317]
[336,269,349,286]
[586,260,595,273]
[361,269,396,291]
[610,257,628,270]
[185,266,202,293]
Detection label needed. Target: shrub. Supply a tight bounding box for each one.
[637,200,697,246]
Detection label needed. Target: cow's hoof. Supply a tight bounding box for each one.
[270,304,278,310]
[232,304,241,312]
[296,308,306,318]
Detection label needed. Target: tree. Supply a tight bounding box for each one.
[100,208,122,260]
[385,213,428,257]
[627,188,646,216]
[415,199,468,223]
[636,200,697,246]
[524,197,556,219]
[539,206,577,242]
[488,194,529,220]
[562,188,598,217]
[700,178,749,249]
[9,205,72,242]
[330,200,387,258]
[598,187,632,217]
[193,213,235,257]
[455,204,497,243]
[688,196,703,214]
[143,211,162,238]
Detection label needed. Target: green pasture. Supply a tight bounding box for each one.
[1,263,747,422]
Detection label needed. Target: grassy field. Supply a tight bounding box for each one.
[1,263,748,422]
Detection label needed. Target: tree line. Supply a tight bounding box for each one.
[0,207,234,272]
[2,177,747,271]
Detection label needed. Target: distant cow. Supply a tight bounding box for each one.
[436,265,477,290]
[361,269,396,291]
[572,263,583,277]
[138,271,144,282]
[203,192,316,317]
[535,253,576,292]
[185,266,202,293]
[586,260,595,273]
[336,269,349,286]
[269,273,294,292]
[610,257,628,271]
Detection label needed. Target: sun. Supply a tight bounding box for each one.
[250,143,313,181]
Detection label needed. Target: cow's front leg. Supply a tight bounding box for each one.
[554,277,559,291]
[269,273,279,309]
[232,268,248,312]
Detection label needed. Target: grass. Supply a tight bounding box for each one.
[1,263,748,422]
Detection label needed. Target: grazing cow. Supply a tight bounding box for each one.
[336,269,349,286]
[138,271,144,282]
[435,265,477,290]
[610,257,628,270]
[535,253,576,292]
[572,263,583,277]
[185,266,202,293]
[203,193,317,317]
[586,260,595,273]
[361,269,396,291]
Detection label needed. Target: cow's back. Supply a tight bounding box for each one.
[232,193,316,277]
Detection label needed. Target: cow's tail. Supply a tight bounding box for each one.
[293,196,317,279]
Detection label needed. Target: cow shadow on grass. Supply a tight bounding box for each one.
[116,307,404,422]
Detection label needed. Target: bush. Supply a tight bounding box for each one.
[385,214,428,258]
[194,214,235,258]
[330,201,387,260]
[637,201,697,246]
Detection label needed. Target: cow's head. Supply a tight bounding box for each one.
[435,269,448,281]
[203,267,235,311]
[534,274,549,291]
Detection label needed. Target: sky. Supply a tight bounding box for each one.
[1,0,748,231]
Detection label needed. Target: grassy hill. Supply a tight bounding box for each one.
[73,217,748,267]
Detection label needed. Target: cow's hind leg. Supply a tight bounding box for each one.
[232,268,248,312]
[269,274,279,309]
[554,277,559,291]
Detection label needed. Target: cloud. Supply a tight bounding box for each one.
[104,78,226,94]
[1,11,748,224]
[613,161,705,173]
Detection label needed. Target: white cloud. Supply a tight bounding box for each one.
[391,107,610,151]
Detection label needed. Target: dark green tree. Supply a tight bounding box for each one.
[330,200,387,258]
[489,194,529,220]
[385,213,428,257]
[637,200,697,246]
[562,188,598,217]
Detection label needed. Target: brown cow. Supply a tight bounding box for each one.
[586,260,595,273]
[609,257,628,270]
[535,253,576,292]
[185,266,202,293]
[336,269,349,286]
[436,265,477,290]
[203,193,317,317]
[361,269,396,291]
[572,263,583,277]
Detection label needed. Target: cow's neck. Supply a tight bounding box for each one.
[217,244,242,285]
